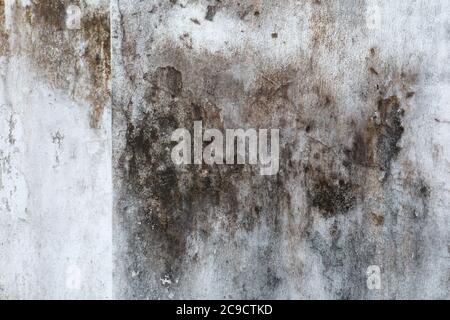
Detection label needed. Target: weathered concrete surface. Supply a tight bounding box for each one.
[0,0,448,300]
[112,0,449,299]
[0,0,111,299]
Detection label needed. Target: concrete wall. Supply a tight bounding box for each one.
[0,0,449,299]
[0,0,111,299]
[112,0,449,299]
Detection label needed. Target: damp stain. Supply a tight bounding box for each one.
[8,1,110,129]
[309,177,356,218]
[370,212,384,226]
[0,0,8,56]
[120,62,251,292]
[31,1,66,30]
[119,38,425,296]
[244,66,298,125]
[116,40,302,296]
[113,0,433,299]
[350,95,404,176]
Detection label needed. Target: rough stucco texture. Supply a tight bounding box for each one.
[112,0,449,300]
[0,0,449,300]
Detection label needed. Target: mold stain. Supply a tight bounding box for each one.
[376,96,404,173]
[82,11,111,128]
[9,1,110,128]
[31,1,66,30]
[309,177,356,218]
[0,0,9,56]
[122,38,419,296]
[350,95,404,178]
[115,37,302,296]
[114,2,431,299]
[370,212,384,226]
[120,63,250,291]
[146,66,183,102]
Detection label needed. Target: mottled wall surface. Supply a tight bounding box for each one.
[112,0,449,299]
[0,0,449,300]
[0,0,111,299]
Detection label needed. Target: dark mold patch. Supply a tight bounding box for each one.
[0,0,4,25]
[369,67,379,76]
[350,130,375,167]
[31,1,66,30]
[114,34,308,298]
[350,95,405,176]
[205,5,217,21]
[118,60,288,296]
[190,18,200,25]
[406,91,415,98]
[309,177,356,218]
[376,96,404,172]
[411,178,431,219]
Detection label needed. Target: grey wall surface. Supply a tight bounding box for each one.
[0,0,449,299]
[112,0,449,299]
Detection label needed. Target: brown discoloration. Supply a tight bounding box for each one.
[0,0,4,24]
[350,130,376,167]
[31,1,66,30]
[309,177,356,218]
[8,1,110,128]
[309,1,367,51]
[0,0,9,56]
[244,67,298,126]
[370,212,384,226]
[369,67,379,76]
[82,11,111,128]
